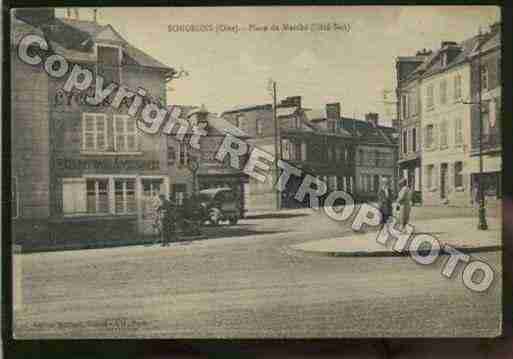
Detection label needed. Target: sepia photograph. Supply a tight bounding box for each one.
[9,6,502,339]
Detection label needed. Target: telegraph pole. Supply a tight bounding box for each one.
[477,27,488,230]
[272,81,281,210]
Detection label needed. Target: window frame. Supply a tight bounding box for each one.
[114,178,137,214]
[453,74,462,101]
[454,162,464,189]
[86,178,110,214]
[426,84,435,110]
[440,79,447,105]
[82,113,108,152]
[454,117,463,146]
[113,114,139,153]
[95,43,123,85]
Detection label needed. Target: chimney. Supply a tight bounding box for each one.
[441,41,458,49]
[326,102,341,120]
[365,112,379,127]
[280,96,301,109]
[15,8,55,26]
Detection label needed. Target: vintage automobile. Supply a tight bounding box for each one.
[197,187,241,225]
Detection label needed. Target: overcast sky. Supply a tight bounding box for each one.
[57,6,500,124]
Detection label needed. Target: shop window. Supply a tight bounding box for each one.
[97,45,121,84]
[62,178,86,214]
[82,113,108,152]
[86,178,109,214]
[12,176,19,219]
[114,115,138,152]
[454,162,463,188]
[115,179,136,214]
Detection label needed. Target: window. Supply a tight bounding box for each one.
[481,104,490,136]
[86,178,109,214]
[62,178,86,214]
[172,183,186,205]
[179,142,187,165]
[425,124,434,149]
[12,176,19,219]
[114,115,138,152]
[256,119,264,135]
[402,94,407,119]
[481,66,489,91]
[453,75,462,101]
[115,179,136,214]
[168,145,176,164]
[440,120,448,148]
[440,80,447,105]
[235,114,245,128]
[454,162,463,188]
[281,139,290,160]
[292,142,301,161]
[427,165,434,189]
[97,45,121,84]
[402,130,408,154]
[455,117,463,145]
[426,84,434,109]
[82,113,107,151]
[412,128,417,152]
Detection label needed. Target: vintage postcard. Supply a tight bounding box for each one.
[10,6,501,338]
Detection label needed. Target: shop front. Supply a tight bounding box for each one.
[50,156,170,247]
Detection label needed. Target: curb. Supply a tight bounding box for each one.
[289,245,503,258]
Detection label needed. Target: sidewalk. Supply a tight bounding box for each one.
[290,217,501,257]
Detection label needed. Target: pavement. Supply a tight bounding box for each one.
[290,216,501,257]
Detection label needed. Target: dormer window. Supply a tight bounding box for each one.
[96,44,122,84]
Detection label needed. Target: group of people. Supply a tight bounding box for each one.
[155,193,204,246]
[377,177,412,230]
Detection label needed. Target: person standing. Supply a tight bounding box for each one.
[158,194,176,246]
[377,177,394,226]
[397,178,412,230]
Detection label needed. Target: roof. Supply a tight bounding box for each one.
[208,115,250,138]
[222,103,272,114]
[470,30,500,57]
[12,15,173,72]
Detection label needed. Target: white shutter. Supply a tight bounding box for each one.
[301,142,307,161]
[62,178,86,214]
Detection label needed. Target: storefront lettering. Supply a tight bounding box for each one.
[56,158,160,171]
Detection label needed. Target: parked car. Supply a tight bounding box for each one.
[198,187,241,225]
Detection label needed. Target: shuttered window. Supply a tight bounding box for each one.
[114,115,138,152]
[82,113,108,151]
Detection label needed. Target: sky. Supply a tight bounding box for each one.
[56,6,500,125]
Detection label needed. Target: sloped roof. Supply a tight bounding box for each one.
[222,103,271,114]
[12,15,173,72]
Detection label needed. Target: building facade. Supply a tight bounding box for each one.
[418,38,478,207]
[395,50,431,201]
[12,9,176,247]
[469,24,501,207]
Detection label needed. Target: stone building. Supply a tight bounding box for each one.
[165,106,250,216]
[311,110,398,202]
[222,96,317,211]
[395,49,432,201]
[12,9,176,247]
[468,23,501,207]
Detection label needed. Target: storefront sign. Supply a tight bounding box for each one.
[55,158,160,171]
